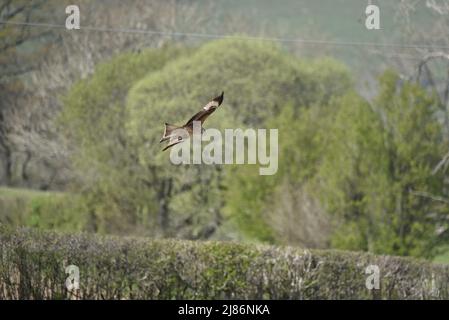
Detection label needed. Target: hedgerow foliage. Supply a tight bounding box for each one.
[1,227,448,300]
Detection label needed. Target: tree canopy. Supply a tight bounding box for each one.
[60,39,449,258]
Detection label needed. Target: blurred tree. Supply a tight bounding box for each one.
[223,59,352,245]
[318,70,448,257]
[61,46,189,235]
[62,38,349,239]
[225,67,449,258]
[0,0,56,186]
[0,0,223,190]
[125,39,353,240]
[0,0,51,78]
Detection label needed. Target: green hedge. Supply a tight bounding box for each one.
[1,227,448,299]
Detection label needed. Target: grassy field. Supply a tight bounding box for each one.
[0,187,87,232]
[434,247,449,264]
[0,186,64,198]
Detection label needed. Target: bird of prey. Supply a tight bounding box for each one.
[160,91,224,151]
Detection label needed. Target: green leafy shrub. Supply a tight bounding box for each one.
[1,227,448,299]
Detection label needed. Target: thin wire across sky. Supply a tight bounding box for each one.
[2,20,449,51]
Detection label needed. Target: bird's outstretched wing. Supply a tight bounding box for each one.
[161,92,224,152]
[184,109,213,126]
[184,92,224,126]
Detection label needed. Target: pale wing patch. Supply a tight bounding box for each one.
[203,100,219,111]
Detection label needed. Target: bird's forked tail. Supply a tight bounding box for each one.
[160,123,181,143]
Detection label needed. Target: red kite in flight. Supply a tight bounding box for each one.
[160,92,224,151]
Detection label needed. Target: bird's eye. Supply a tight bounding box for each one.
[178,136,182,141]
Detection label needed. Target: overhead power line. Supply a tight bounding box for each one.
[2,20,449,51]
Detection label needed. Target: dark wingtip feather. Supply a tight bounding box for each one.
[214,91,224,105]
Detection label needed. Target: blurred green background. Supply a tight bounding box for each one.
[1,0,449,263]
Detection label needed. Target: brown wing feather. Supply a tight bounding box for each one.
[184,108,215,126]
[184,92,223,126]
[196,110,215,123]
